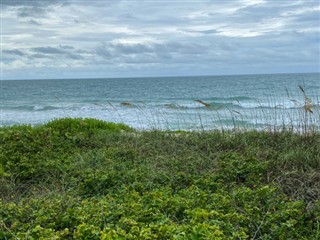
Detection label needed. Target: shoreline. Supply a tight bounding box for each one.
[1,116,319,135]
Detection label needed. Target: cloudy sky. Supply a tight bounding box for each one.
[1,0,319,80]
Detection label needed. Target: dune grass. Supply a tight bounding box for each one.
[0,118,320,239]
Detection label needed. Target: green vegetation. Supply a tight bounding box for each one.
[1,118,320,239]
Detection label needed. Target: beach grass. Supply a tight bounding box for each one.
[0,118,320,239]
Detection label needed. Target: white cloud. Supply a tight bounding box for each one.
[2,60,28,70]
[1,0,319,79]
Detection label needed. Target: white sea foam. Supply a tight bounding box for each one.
[1,73,319,130]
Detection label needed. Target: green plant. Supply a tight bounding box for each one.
[1,118,319,239]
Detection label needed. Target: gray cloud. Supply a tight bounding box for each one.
[67,53,83,60]
[246,2,316,21]
[2,46,85,64]
[3,49,26,56]
[1,0,65,6]
[59,45,75,50]
[21,19,42,25]
[32,46,66,54]
[2,0,69,20]
[29,46,84,60]
[17,6,47,18]
[2,0,319,79]
[95,41,208,64]
[115,43,154,55]
[293,11,319,23]
[183,29,220,35]
[30,53,52,59]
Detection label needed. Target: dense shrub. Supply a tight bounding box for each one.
[1,118,319,239]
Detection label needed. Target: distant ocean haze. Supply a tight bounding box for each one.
[1,73,319,130]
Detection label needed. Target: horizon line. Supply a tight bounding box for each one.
[1,71,319,81]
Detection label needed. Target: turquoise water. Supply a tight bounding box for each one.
[1,73,319,130]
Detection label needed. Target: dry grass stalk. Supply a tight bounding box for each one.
[299,85,314,113]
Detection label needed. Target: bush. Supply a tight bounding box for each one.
[0,119,319,239]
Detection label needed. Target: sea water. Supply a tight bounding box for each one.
[1,73,319,130]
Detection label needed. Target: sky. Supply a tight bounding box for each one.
[1,0,319,80]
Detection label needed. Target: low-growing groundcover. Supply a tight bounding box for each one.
[0,118,319,239]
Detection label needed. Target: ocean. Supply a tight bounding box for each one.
[1,73,319,131]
